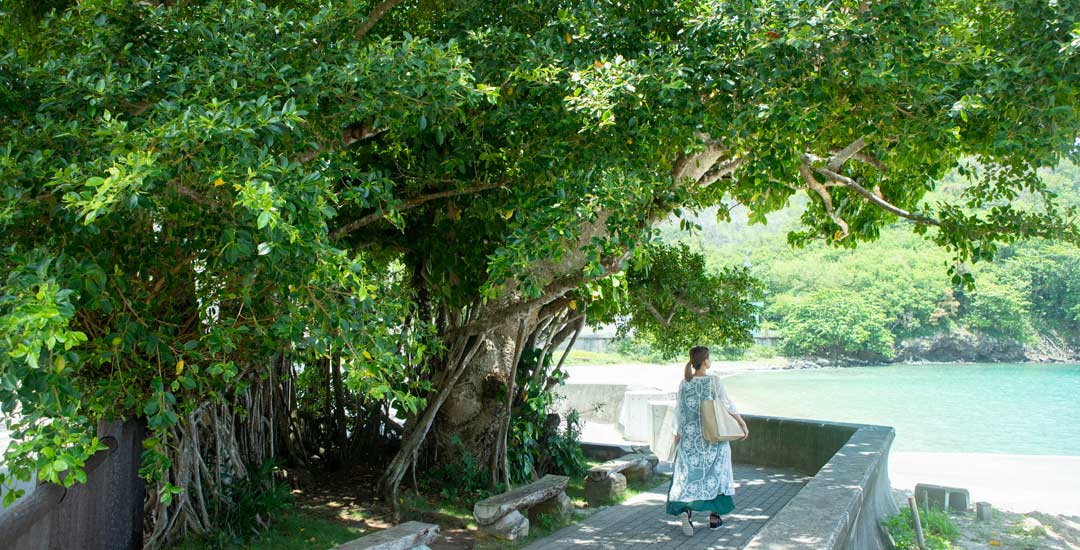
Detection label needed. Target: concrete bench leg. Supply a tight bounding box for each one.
[477,510,529,541]
[585,473,627,507]
[529,490,573,522]
[623,460,657,482]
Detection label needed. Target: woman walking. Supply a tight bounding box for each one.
[667,346,749,536]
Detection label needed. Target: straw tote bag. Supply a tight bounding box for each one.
[700,376,745,443]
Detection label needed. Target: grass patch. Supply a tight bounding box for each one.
[622,474,671,502]
[172,511,365,550]
[883,506,959,550]
[401,492,476,528]
[564,350,639,365]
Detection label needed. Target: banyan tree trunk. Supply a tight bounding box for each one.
[430,313,529,482]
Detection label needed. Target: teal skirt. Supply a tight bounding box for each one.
[665,491,735,516]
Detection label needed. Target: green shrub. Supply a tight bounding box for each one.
[206,459,294,545]
[963,280,1035,342]
[424,435,494,505]
[508,349,587,484]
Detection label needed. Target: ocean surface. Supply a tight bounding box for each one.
[722,362,1080,455]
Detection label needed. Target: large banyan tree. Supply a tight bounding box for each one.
[2,0,1079,543]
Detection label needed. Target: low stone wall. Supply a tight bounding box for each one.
[738,416,899,550]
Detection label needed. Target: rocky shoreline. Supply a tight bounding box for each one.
[780,327,1079,369]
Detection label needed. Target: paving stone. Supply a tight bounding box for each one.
[525,464,809,550]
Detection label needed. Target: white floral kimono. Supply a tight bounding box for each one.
[666,375,738,515]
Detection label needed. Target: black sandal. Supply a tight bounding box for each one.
[709,513,723,529]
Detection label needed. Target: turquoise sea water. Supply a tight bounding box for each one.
[722,363,1080,455]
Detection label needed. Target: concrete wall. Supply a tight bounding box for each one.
[554,384,634,424]
[730,416,858,476]
[739,416,899,550]
[617,390,674,443]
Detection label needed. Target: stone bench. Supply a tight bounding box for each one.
[584,452,659,506]
[473,474,571,541]
[915,483,970,512]
[335,521,439,550]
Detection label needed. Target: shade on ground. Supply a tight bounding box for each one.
[526,464,809,550]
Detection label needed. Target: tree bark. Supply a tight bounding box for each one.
[430,311,532,476]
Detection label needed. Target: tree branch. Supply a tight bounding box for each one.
[698,157,746,188]
[355,0,406,40]
[331,182,505,239]
[673,296,709,316]
[826,136,869,171]
[673,134,728,183]
[297,125,385,164]
[805,156,942,227]
[798,161,850,237]
[843,150,887,172]
[643,299,670,327]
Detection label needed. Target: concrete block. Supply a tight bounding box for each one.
[477,510,529,541]
[914,483,970,512]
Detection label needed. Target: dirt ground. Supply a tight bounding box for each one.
[287,463,478,550]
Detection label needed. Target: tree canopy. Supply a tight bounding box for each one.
[2,0,1079,541]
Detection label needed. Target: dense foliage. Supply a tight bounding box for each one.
[2,0,1080,543]
[661,165,1080,360]
[587,243,763,359]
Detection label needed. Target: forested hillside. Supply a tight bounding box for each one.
[659,163,1080,363]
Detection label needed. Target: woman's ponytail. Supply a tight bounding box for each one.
[683,346,710,382]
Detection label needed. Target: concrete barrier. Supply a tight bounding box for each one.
[731,416,859,475]
[554,384,634,424]
[617,390,673,443]
[738,416,899,550]
[648,401,677,462]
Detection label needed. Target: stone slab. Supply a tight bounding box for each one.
[473,475,569,525]
[586,453,657,481]
[335,521,439,550]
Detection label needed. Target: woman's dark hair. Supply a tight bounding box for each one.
[683,346,711,382]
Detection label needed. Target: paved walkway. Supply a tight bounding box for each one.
[526,464,809,550]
